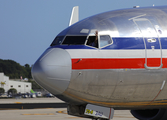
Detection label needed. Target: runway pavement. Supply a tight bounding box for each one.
[0,98,137,120]
[0,108,136,120]
[0,97,63,104]
[0,97,67,109]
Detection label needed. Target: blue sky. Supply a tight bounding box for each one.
[0,0,167,66]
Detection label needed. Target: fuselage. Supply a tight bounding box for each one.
[32,6,167,110]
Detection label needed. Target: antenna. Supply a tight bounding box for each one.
[69,6,79,26]
[133,6,140,8]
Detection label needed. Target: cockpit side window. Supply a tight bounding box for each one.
[100,35,112,48]
[50,36,64,46]
[86,36,98,48]
[62,36,87,45]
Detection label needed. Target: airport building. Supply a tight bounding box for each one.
[0,73,31,93]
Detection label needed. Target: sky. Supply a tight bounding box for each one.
[0,0,167,66]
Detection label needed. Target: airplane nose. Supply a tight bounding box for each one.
[31,48,71,95]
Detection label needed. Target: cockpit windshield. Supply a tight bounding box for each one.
[62,36,87,45]
[50,36,64,46]
[50,36,87,46]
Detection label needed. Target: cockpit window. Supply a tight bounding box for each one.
[86,36,98,48]
[62,36,87,45]
[86,31,99,48]
[50,36,64,46]
[100,35,112,48]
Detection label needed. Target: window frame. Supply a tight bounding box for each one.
[99,34,113,48]
[50,36,65,46]
[85,35,99,48]
[86,33,113,49]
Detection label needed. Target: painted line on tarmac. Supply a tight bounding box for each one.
[0,108,19,110]
[114,116,134,118]
[57,110,67,114]
[67,117,84,119]
[15,102,22,104]
[22,113,55,115]
[0,103,67,109]
[0,108,55,110]
[22,110,67,116]
[57,110,83,119]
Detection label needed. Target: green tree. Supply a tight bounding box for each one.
[24,64,32,79]
[28,79,43,89]
[0,59,32,79]
[0,88,5,94]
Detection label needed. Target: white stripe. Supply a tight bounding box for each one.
[147,50,161,58]
[66,49,167,59]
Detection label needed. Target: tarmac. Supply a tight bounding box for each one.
[0,98,137,120]
[0,108,136,120]
[0,97,67,109]
[0,97,63,104]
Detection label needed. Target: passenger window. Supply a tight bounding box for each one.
[100,35,112,48]
[86,36,98,48]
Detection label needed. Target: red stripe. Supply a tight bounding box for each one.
[147,58,161,67]
[72,58,166,69]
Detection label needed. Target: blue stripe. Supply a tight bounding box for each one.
[103,37,145,49]
[50,37,167,49]
[161,38,167,49]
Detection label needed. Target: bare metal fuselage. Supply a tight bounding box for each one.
[32,6,167,110]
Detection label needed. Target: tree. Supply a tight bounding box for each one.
[24,64,32,79]
[0,88,5,95]
[0,59,32,79]
[8,88,17,95]
[28,79,43,89]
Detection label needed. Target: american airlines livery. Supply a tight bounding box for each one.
[32,6,167,120]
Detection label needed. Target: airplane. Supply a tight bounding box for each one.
[32,5,167,120]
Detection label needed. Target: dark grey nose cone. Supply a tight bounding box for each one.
[32,48,71,95]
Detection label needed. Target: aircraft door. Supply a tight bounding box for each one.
[134,19,162,69]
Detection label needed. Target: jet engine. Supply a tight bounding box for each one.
[131,109,167,120]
